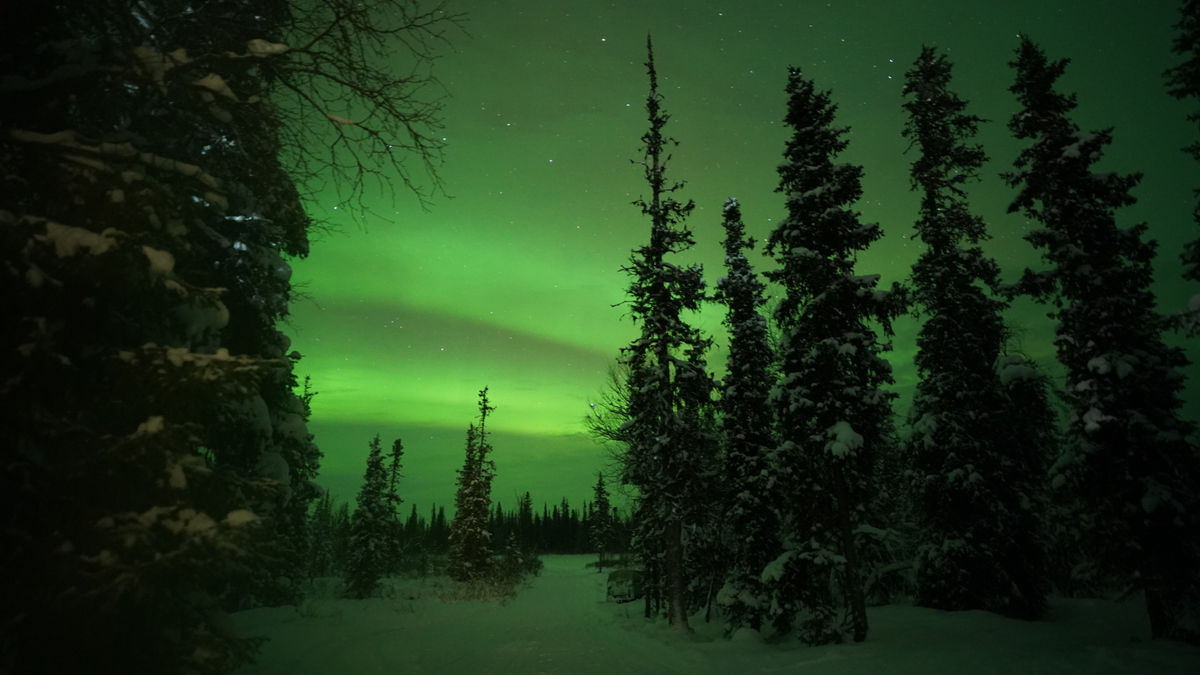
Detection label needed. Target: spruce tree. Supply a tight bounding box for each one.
[448,388,498,582]
[0,6,295,664]
[429,506,450,553]
[517,492,536,552]
[386,438,405,512]
[996,354,1070,593]
[764,66,905,644]
[1005,37,1200,642]
[1166,0,1200,333]
[618,36,716,630]
[404,504,420,540]
[277,376,323,587]
[590,473,614,565]
[344,435,392,598]
[384,438,405,572]
[308,489,337,577]
[0,2,457,670]
[901,45,1047,618]
[332,502,352,572]
[712,197,778,633]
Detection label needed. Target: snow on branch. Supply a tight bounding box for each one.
[243,39,290,58]
[7,128,225,199]
[131,46,191,90]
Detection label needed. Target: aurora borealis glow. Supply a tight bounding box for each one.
[287,1,1199,512]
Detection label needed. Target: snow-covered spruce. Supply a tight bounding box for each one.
[763,66,906,644]
[712,197,779,634]
[383,437,406,574]
[617,35,718,631]
[1005,36,1200,643]
[344,435,394,598]
[1165,0,1200,333]
[0,4,324,671]
[901,45,1049,619]
[589,472,616,566]
[448,388,499,584]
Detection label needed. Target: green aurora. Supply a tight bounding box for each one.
[287,0,1199,512]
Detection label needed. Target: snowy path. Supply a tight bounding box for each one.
[235,556,697,674]
[234,555,1199,674]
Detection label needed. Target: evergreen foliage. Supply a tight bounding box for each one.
[763,66,905,644]
[276,376,322,588]
[1005,36,1200,642]
[517,492,538,552]
[0,1,456,670]
[1165,0,1200,332]
[618,36,717,630]
[385,438,406,572]
[428,505,451,553]
[308,490,338,577]
[497,532,541,583]
[386,439,406,513]
[448,388,499,583]
[335,502,353,562]
[901,45,1048,619]
[712,197,779,633]
[344,435,392,598]
[1,3,296,670]
[590,473,615,564]
[307,488,630,578]
[853,429,917,606]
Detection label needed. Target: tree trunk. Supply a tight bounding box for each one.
[832,464,868,642]
[1145,587,1168,640]
[666,517,690,630]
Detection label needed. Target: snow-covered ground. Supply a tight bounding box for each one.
[234,555,1199,674]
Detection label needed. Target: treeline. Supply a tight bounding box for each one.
[307,491,632,577]
[604,19,1200,648]
[324,389,634,597]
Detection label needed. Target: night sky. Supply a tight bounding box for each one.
[287,0,1199,513]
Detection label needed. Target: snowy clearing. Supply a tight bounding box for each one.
[234,555,1199,674]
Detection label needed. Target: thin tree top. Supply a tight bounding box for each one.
[901,45,987,199]
[1007,37,1079,142]
[635,34,695,244]
[1005,37,1142,218]
[769,67,877,264]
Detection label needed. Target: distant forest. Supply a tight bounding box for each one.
[308,489,633,576]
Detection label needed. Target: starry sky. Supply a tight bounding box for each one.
[286,0,1199,514]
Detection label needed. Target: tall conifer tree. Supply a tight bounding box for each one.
[308,489,337,577]
[1166,0,1200,333]
[713,197,778,633]
[0,2,457,669]
[590,473,614,565]
[384,438,405,572]
[618,35,715,630]
[1005,37,1200,642]
[764,66,904,644]
[517,492,536,551]
[344,435,391,598]
[448,388,498,582]
[902,45,1048,618]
